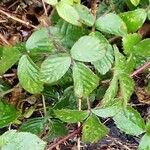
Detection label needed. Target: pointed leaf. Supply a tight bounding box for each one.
[113,106,145,136]
[138,133,150,150]
[92,99,123,118]
[71,36,105,62]
[101,75,118,106]
[75,4,95,26]
[119,73,134,104]
[95,13,127,36]
[122,33,142,54]
[91,32,114,74]
[0,130,46,150]
[56,1,81,26]
[19,118,46,135]
[54,109,89,123]
[18,55,43,94]
[26,28,56,53]
[120,9,147,33]
[82,114,109,143]
[130,0,140,6]
[40,53,71,84]
[133,39,150,57]
[0,46,21,75]
[73,62,99,98]
[0,100,20,128]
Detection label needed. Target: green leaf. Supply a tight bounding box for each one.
[56,1,81,26]
[130,0,140,6]
[95,13,127,36]
[82,114,109,143]
[74,4,95,26]
[119,73,134,104]
[40,53,71,84]
[90,32,114,75]
[0,130,46,150]
[120,9,147,33]
[54,109,89,123]
[101,75,118,106]
[26,28,56,53]
[92,99,123,118]
[114,45,135,74]
[56,20,88,49]
[138,133,150,150]
[133,39,150,57]
[47,120,68,141]
[71,36,105,62]
[18,55,43,94]
[0,46,21,75]
[73,62,99,98]
[0,100,20,128]
[44,0,58,5]
[113,106,145,136]
[19,118,46,135]
[122,33,142,54]
[53,87,77,110]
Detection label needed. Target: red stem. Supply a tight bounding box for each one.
[131,61,150,77]
[47,127,81,150]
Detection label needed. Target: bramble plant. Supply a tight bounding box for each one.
[0,0,150,149]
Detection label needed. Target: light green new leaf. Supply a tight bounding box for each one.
[130,0,140,6]
[0,46,21,75]
[101,75,118,106]
[133,39,150,57]
[91,32,114,74]
[82,114,109,143]
[138,133,150,150]
[56,1,81,26]
[0,130,46,150]
[92,99,123,118]
[26,28,55,53]
[71,36,105,62]
[40,53,71,84]
[0,100,20,128]
[54,109,89,123]
[75,4,95,26]
[44,0,58,5]
[119,73,134,104]
[122,33,142,54]
[95,13,127,36]
[120,9,147,33]
[19,118,46,135]
[73,62,99,98]
[18,55,43,94]
[113,106,145,136]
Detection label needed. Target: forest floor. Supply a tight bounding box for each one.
[0,0,150,150]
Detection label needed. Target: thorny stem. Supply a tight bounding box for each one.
[77,97,82,150]
[131,61,150,77]
[47,127,81,150]
[42,95,47,116]
[86,97,91,111]
[91,0,97,32]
